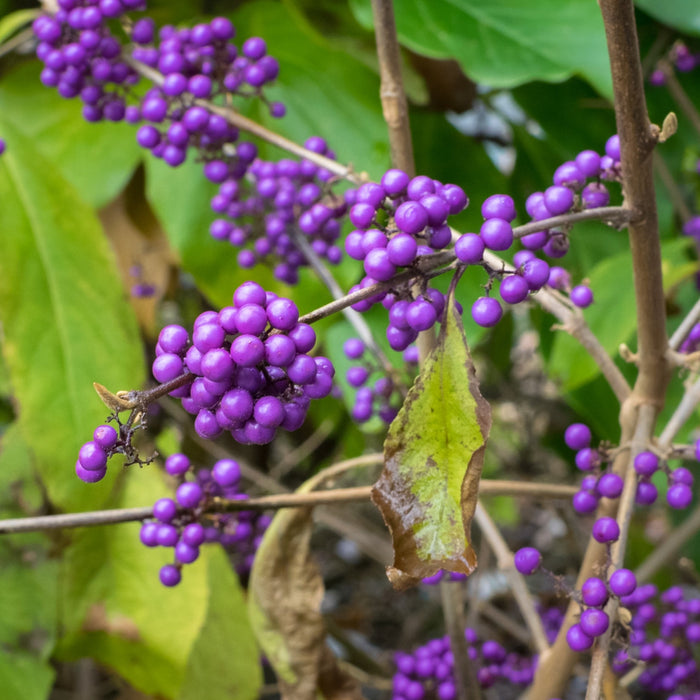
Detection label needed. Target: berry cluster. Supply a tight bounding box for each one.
[75,423,121,483]
[454,160,604,328]
[514,544,637,652]
[621,583,700,696]
[342,338,418,424]
[153,281,334,445]
[392,627,537,699]
[208,136,346,284]
[33,0,141,120]
[139,453,270,586]
[133,18,281,168]
[564,421,694,513]
[343,171,467,350]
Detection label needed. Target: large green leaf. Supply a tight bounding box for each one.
[0,651,54,700]
[547,237,692,391]
[0,118,144,511]
[350,0,612,97]
[179,548,262,700]
[56,466,209,697]
[0,62,141,208]
[0,424,57,700]
[634,0,700,35]
[371,290,492,589]
[232,1,390,180]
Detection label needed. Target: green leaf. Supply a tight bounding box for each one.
[350,0,612,97]
[0,117,145,511]
[635,0,700,35]
[0,651,54,700]
[178,548,262,700]
[0,62,141,208]
[371,289,492,589]
[232,1,390,179]
[0,8,38,44]
[548,238,691,391]
[56,466,210,697]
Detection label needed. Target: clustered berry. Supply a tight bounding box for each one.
[152,280,333,446]
[342,171,466,350]
[33,0,142,119]
[454,137,612,329]
[342,338,418,425]
[392,627,537,699]
[140,453,270,586]
[208,136,346,284]
[75,423,120,483]
[618,583,700,696]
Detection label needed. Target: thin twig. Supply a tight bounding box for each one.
[474,503,550,654]
[440,579,484,700]
[668,298,700,350]
[513,207,631,238]
[635,503,700,582]
[657,374,700,446]
[0,479,577,534]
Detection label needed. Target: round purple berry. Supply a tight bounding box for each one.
[592,516,620,544]
[514,547,541,575]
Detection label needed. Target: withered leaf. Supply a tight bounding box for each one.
[371,287,492,590]
[248,469,366,700]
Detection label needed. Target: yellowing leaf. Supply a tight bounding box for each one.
[371,290,491,589]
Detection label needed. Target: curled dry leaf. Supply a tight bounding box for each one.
[248,467,366,700]
[371,287,492,590]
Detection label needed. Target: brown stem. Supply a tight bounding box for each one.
[370,0,415,177]
[513,206,631,238]
[600,0,669,405]
[0,479,576,535]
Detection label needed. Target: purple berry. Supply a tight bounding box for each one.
[78,441,108,471]
[471,297,503,327]
[592,516,620,543]
[597,473,623,499]
[566,623,594,651]
[667,483,693,509]
[481,194,516,222]
[580,609,609,637]
[571,285,594,308]
[176,482,204,509]
[480,218,513,251]
[454,233,484,264]
[581,577,608,607]
[635,480,658,505]
[514,547,541,575]
[633,451,658,477]
[93,424,118,449]
[395,201,428,235]
[609,568,637,597]
[159,564,182,587]
[499,275,529,304]
[543,186,574,215]
[153,497,177,522]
